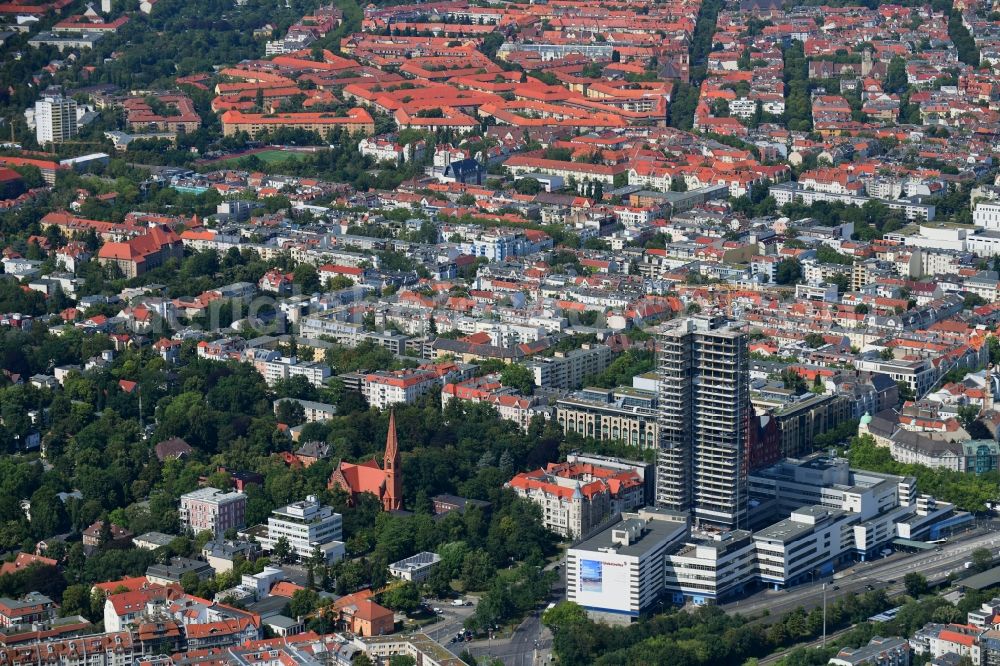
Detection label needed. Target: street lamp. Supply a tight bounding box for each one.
[822,583,827,647]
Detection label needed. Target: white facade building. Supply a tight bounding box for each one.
[258,495,345,563]
[974,201,1000,231]
[35,94,78,144]
[244,350,331,388]
[566,508,689,623]
[665,529,757,604]
[363,369,439,409]
[388,552,442,582]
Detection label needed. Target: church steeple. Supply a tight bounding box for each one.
[382,410,402,511]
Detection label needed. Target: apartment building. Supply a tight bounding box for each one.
[981,629,1000,666]
[801,262,853,288]
[0,592,57,627]
[657,315,751,529]
[103,587,174,632]
[123,94,200,133]
[363,369,439,409]
[523,344,614,390]
[257,495,345,563]
[178,487,246,538]
[219,108,374,138]
[440,376,544,431]
[566,508,689,623]
[854,356,938,398]
[0,631,136,666]
[35,93,78,144]
[458,231,546,261]
[273,397,337,423]
[829,637,911,666]
[769,182,935,220]
[567,453,656,506]
[244,350,332,388]
[361,632,468,666]
[556,386,659,449]
[751,389,853,458]
[926,625,981,664]
[887,434,1000,474]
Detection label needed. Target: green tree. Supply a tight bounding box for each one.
[389,656,416,666]
[460,549,494,591]
[294,263,321,293]
[780,368,808,393]
[60,584,94,619]
[287,588,320,617]
[180,571,201,594]
[965,293,987,309]
[804,332,826,348]
[542,601,589,628]
[499,363,535,395]
[514,178,541,195]
[972,547,994,573]
[957,404,981,431]
[904,572,928,598]
[775,258,803,285]
[272,536,293,564]
[885,56,908,94]
[327,275,355,290]
[275,399,306,426]
[29,487,70,539]
[381,581,420,612]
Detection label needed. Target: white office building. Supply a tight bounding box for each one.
[604,455,965,610]
[666,528,758,605]
[752,505,858,588]
[748,454,909,522]
[388,552,442,582]
[566,508,689,623]
[258,495,345,563]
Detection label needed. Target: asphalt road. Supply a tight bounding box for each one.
[419,600,476,645]
[465,559,565,665]
[466,615,553,666]
[721,530,999,622]
[751,533,999,663]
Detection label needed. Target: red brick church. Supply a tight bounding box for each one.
[328,411,402,511]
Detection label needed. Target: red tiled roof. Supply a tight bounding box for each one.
[185,616,257,639]
[269,581,304,598]
[353,599,393,622]
[0,553,57,577]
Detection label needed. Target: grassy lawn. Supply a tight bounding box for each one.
[211,149,312,167]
